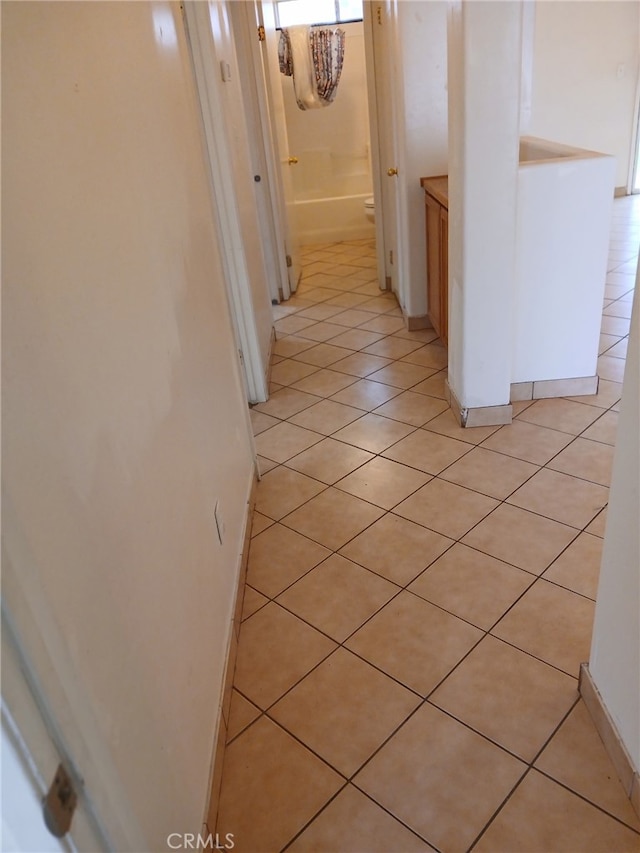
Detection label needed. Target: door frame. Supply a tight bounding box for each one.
[363,0,409,306]
[182,0,269,403]
[229,0,292,301]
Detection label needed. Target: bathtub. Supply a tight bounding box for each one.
[292,152,375,246]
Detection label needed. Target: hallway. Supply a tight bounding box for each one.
[215,196,640,852]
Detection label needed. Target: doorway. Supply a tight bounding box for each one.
[248,0,403,299]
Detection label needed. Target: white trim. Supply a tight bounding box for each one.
[183,1,268,403]
[363,1,386,290]
[230,0,291,302]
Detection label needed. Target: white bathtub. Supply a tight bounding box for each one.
[292,152,375,245]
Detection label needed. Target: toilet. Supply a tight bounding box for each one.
[364,196,375,223]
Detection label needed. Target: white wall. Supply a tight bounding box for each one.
[2,2,255,848]
[397,1,448,320]
[529,0,640,190]
[589,283,640,773]
[447,1,522,411]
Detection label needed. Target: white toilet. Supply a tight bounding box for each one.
[364,196,375,223]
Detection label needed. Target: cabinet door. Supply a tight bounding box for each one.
[425,193,442,337]
[440,205,448,346]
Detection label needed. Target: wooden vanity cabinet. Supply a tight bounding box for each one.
[421,176,449,346]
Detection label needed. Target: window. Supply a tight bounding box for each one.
[276,0,363,28]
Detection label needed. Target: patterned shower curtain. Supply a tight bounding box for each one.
[278,26,345,110]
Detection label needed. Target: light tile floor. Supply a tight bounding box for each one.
[216,196,640,852]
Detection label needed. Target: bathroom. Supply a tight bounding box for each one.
[276,9,377,246]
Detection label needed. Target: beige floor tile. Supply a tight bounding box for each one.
[270,358,320,387]
[603,299,633,320]
[250,511,273,538]
[568,377,623,409]
[241,585,269,621]
[234,603,336,709]
[296,321,351,343]
[547,437,615,487]
[336,457,431,510]
[586,506,608,537]
[492,579,595,676]
[598,354,627,383]
[255,465,326,520]
[535,701,640,830]
[226,690,261,742]
[393,327,440,343]
[328,328,386,350]
[340,513,453,586]
[324,292,373,310]
[480,419,574,464]
[287,399,365,436]
[285,437,373,484]
[250,408,279,436]
[330,351,392,378]
[511,399,535,416]
[543,531,603,600]
[270,648,419,777]
[400,341,448,370]
[254,387,321,420]
[345,591,482,695]
[474,769,640,853]
[276,554,398,642]
[517,397,601,434]
[362,336,425,359]
[329,308,375,328]
[358,314,406,334]
[582,410,619,446]
[607,337,629,359]
[440,446,539,499]
[333,412,416,453]
[600,314,631,337]
[431,635,577,762]
[423,408,502,444]
[282,488,384,551]
[506,468,609,529]
[462,503,578,574]
[292,342,354,367]
[367,361,438,390]
[354,703,526,852]
[247,523,331,598]
[599,331,623,354]
[292,368,359,397]
[373,390,449,427]
[216,716,342,852]
[358,295,401,314]
[272,335,316,358]
[255,421,324,463]
[409,543,534,630]
[296,303,346,321]
[382,429,471,475]
[330,378,402,410]
[289,785,434,852]
[257,454,278,475]
[410,370,449,399]
[394,479,499,540]
[274,314,319,336]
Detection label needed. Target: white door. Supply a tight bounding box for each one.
[364,0,407,302]
[259,0,303,294]
[229,1,292,303]
[1,604,108,852]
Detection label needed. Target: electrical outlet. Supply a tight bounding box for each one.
[214,501,225,545]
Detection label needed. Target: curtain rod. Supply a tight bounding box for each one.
[276,18,362,31]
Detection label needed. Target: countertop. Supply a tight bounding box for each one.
[420,175,448,208]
